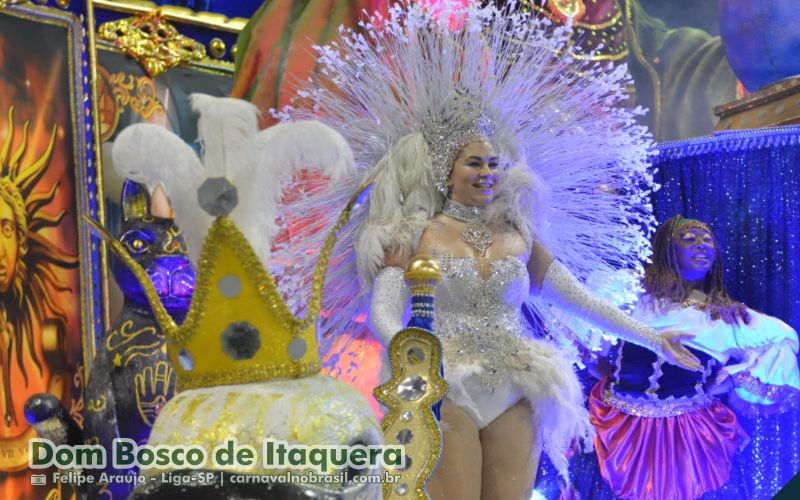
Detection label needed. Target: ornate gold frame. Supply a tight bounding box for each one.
[97,10,207,77]
[1,1,106,375]
[0,1,105,474]
[92,0,246,33]
[95,38,235,77]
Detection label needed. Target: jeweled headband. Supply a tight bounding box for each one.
[422,89,500,195]
[672,217,713,238]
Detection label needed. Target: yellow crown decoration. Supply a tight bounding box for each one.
[88,183,370,392]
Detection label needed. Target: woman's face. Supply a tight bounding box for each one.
[447,140,499,207]
[673,226,716,283]
[0,197,19,294]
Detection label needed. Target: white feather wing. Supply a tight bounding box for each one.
[253,121,359,318]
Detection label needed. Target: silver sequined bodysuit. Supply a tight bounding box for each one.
[433,254,582,428]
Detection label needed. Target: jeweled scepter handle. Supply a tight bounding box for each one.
[373,255,447,500]
[404,255,442,332]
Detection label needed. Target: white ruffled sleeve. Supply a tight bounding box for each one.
[713,309,800,413]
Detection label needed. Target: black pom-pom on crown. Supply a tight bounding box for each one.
[221,321,261,360]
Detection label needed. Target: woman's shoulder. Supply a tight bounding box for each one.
[416,216,459,252]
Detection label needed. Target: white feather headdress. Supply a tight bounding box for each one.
[270,1,656,352]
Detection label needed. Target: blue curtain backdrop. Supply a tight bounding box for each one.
[650,125,800,499]
[534,125,800,499]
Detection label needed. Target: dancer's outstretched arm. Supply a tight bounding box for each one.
[529,242,703,371]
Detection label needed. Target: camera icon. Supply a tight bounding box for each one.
[30,474,47,486]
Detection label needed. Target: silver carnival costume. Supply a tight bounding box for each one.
[268,2,677,478]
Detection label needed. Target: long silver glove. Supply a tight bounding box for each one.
[370,267,409,345]
[540,260,664,356]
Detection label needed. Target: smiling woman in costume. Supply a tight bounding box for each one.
[275,4,706,499]
[589,215,800,500]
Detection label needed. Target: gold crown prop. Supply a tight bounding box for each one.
[88,183,371,392]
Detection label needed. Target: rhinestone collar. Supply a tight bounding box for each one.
[443,198,484,223]
[442,199,493,261]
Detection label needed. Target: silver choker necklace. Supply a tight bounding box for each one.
[443,199,493,255]
[443,199,483,222]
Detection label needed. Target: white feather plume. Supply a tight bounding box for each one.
[256,120,355,182]
[111,123,210,261]
[238,121,357,262]
[190,93,260,179]
[112,95,358,268]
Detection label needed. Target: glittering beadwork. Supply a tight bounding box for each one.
[541,260,664,355]
[462,222,493,255]
[433,254,531,393]
[406,252,593,478]
[443,199,494,256]
[710,367,731,390]
[442,199,484,223]
[424,90,500,195]
[733,372,800,404]
[603,389,714,418]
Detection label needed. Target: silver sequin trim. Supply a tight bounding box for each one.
[734,372,800,403]
[604,389,713,418]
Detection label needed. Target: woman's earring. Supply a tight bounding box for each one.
[439,180,452,197]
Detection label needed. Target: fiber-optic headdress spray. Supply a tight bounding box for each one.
[271,1,657,359]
